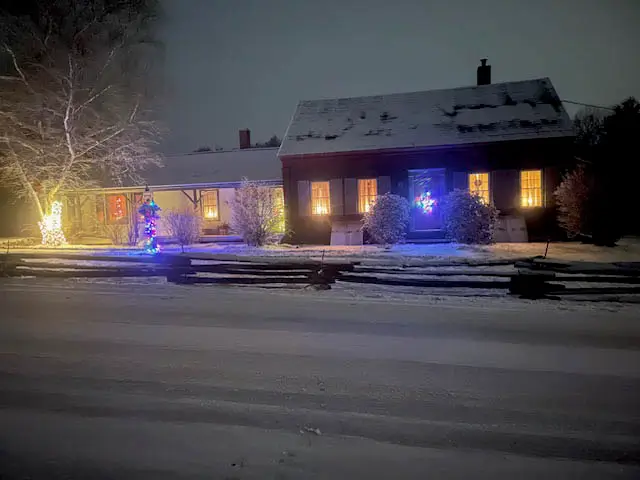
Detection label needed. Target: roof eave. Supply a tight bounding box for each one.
[279,132,575,160]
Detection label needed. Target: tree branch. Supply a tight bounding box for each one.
[3,45,35,94]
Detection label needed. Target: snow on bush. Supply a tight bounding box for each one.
[554,164,593,238]
[441,189,499,244]
[362,193,410,245]
[164,209,202,252]
[229,179,281,247]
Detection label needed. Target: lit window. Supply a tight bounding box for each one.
[107,194,127,223]
[358,179,378,213]
[520,170,543,207]
[272,187,285,233]
[201,190,219,219]
[469,173,490,204]
[311,181,330,215]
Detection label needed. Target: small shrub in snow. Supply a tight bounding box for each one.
[104,224,127,245]
[362,193,410,245]
[441,189,499,244]
[165,209,202,252]
[229,179,281,246]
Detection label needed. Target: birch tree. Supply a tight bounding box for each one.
[0,0,162,221]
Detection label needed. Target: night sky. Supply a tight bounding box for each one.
[159,0,640,154]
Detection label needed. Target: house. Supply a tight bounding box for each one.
[278,60,575,244]
[62,129,284,243]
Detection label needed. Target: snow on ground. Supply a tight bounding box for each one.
[6,237,639,265]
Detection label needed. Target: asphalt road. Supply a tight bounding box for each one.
[1,278,639,479]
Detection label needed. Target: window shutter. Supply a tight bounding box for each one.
[377,176,391,195]
[297,180,311,216]
[452,172,468,191]
[492,170,519,211]
[544,167,558,207]
[344,178,358,215]
[329,179,344,215]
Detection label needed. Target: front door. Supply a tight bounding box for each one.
[409,168,446,231]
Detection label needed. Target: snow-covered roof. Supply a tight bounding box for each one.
[139,147,282,188]
[279,78,574,157]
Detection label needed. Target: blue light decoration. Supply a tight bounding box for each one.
[415,190,437,214]
[138,198,161,254]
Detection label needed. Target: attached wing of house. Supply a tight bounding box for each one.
[64,144,283,242]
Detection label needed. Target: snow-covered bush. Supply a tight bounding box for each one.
[229,179,281,246]
[362,193,410,245]
[441,189,499,244]
[165,209,202,252]
[554,165,593,238]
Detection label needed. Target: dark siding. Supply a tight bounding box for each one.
[377,176,391,195]
[281,136,574,243]
[544,166,560,207]
[297,180,310,216]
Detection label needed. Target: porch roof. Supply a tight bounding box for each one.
[279,78,574,157]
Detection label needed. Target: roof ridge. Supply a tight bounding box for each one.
[164,146,279,159]
[299,78,552,104]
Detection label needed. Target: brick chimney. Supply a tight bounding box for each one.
[477,59,491,86]
[239,128,251,149]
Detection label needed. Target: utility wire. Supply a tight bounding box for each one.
[561,99,615,111]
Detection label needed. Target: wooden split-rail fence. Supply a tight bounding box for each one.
[1,252,640,300]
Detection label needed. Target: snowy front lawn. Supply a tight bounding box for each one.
[176,238,640,265]
[4,237,640,266]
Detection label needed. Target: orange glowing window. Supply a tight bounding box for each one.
[469,173,490,204]
[201,190,219,220]
[311,181,330,215]
[520,170,543,207]
[358,179,378,213]
[106,194,127,223]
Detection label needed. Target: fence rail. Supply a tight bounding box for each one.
[2,252,640,300]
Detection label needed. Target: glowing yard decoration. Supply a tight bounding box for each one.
[38,201,66,246]
[138,192,161,254]
[415,191,437,214]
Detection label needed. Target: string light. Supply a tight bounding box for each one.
[115,195,124,220]
[415,191,437,214]
[38,201,67,246]
[138,199,161,254]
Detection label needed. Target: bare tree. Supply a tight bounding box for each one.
[0,0,162,221]
[573,108,605,163]
[164,209,202,253]
[229,179,281,247]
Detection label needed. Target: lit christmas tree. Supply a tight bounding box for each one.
[138,188,161,254]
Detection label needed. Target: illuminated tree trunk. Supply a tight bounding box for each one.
[38,201,67,246]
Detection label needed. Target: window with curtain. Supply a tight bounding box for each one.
[358,179,378,213]
[106,194,127,224]
[201,190,219,220]
[520,170,543,207]
[469,173,490,204]
[311,181,330,215]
